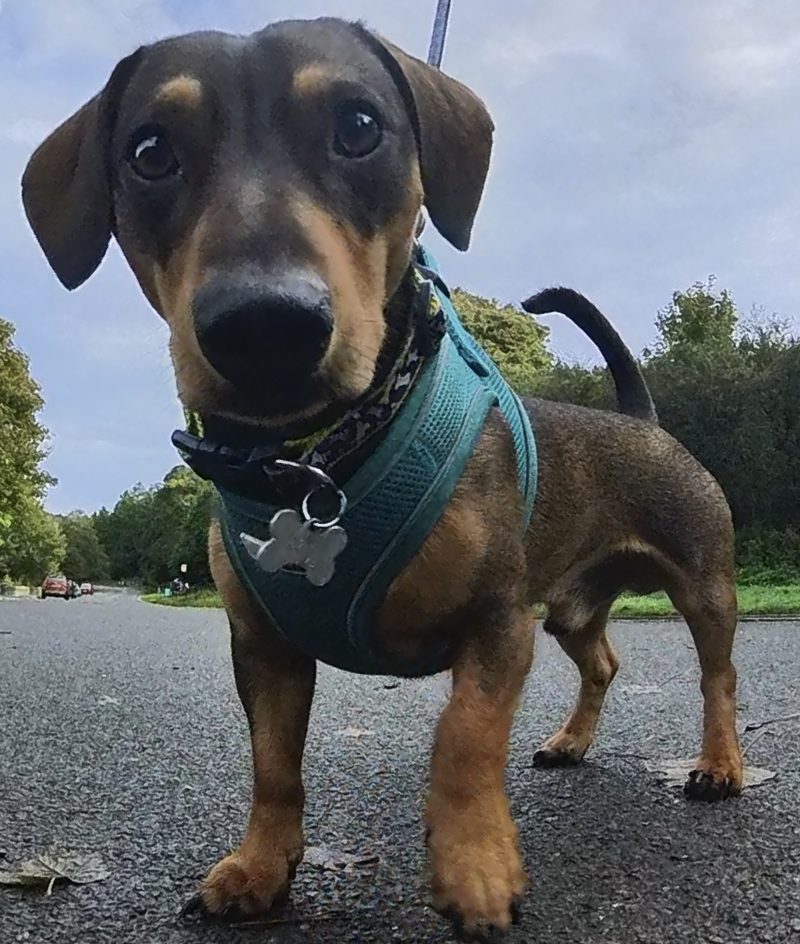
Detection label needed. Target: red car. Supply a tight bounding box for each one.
[41,574,70,599]
[80,583,94,596]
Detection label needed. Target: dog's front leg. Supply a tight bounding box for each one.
[427,604,533,940]
[198,524,316,918]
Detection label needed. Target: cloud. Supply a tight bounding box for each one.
[2,118,51,147]
[5,0,181,65]
[2,0,799,512]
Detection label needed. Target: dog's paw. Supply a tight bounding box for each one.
[532,730,591,768]
[684,765,742,802]
[428,815,527,941]
[196,848,299,920]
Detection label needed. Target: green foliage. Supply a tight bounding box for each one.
[140,466,214,585]
[452,288,553,393]
[94,468,213,586]
[524,277,800,581]
[93,486,153,581]
[735,527,800,586]
[0,497,65,584]
[612,583,800,617]
[528,361,615,411]
[58,513,110,581]
[643,282,800,538]
[141,587,221,608]
[0,319,62,582]
[648,277,737,361]
[0,320,53,514]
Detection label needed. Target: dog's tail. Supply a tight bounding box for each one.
[522,287,658,424]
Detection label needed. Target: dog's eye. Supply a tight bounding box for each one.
[128,130,180,181]
[333,105,382,158]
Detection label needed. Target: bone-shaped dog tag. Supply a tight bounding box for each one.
[241,508,347,587]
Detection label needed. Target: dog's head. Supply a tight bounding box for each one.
[22,18,493,425]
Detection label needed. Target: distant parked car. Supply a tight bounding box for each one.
[80,582,94,596]
[41,574,70,599]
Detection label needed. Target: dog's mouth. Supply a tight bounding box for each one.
[216,367,339,422]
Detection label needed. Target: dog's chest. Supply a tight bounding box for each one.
[215,252,537,677]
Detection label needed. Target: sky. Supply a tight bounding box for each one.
[1,0,799,514]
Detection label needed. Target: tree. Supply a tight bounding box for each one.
[0,497,65,584]
[529,361,615,412]
[137,466,213,586]
[167,473,215,583]
[0,320,53,524]
[93,469,214,586]
[522,276,800,579]
[642,280,800,537]
[58,513,110,581]
[648,277,737,363]
[453,288,552,393]
[0,318,59,582]
[93,485,155,581]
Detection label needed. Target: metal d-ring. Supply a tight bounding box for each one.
[271,459,348,529]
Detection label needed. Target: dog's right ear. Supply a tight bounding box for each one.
[21,51,141,290]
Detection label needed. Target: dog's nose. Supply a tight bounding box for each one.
[193,271,333,388]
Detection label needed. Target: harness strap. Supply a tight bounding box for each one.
[417,246,537,527]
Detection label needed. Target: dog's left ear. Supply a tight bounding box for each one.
[366,32,494,251]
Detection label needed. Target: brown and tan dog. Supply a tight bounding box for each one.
[21,17,742,941]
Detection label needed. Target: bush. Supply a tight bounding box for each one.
[736,527,800,586]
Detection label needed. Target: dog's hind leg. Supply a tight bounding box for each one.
[533,602,618,767]
[671,578,743,801]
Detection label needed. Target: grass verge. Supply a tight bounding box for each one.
[140,588,222,608]
[141,583,800,617]
[613,583,800,618]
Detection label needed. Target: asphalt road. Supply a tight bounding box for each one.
[1,591,799,944]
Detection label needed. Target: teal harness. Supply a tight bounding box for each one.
[214,247,537,676]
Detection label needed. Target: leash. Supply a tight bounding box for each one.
[416,0,453,239]
[426,0,453,68]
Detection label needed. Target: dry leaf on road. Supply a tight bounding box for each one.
[338,726,373,739]
[0,847,110,894]
[304,845,379,873]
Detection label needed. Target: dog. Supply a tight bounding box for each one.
[21,18,742,941]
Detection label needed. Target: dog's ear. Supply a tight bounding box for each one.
[21,51,141,290]
[366,33,494,251]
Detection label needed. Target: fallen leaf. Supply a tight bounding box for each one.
[645,759,776,790]
[304,845,379,873]
[338,726,372,740]
[0,847,110,892]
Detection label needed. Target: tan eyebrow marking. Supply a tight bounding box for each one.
[292,64,334,96]
[156,75,203,107]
